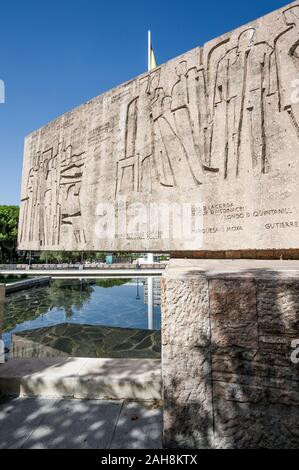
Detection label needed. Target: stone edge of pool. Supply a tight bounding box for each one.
[0,357,162,401]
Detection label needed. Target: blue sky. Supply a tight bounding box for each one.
[0,0,290,205]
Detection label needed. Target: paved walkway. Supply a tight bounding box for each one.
[0,397,162,449]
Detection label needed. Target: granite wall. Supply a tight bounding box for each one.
[162,259,299,448]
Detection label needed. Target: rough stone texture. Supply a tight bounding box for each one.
[162,276,213,448]
[18,1,299,252]
[162,259,299,449]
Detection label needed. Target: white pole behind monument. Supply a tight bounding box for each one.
[147,277,154,330]
[148,30,151,72]
[147,30,154,266]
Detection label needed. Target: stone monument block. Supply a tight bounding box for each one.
[18,1,299,253]
[162,259,299,448]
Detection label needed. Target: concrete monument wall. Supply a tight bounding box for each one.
[18,1,299,253]
[162,259,299,449]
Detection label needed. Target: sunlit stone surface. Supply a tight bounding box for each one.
[162,259,299,449]
[18,1,299,253]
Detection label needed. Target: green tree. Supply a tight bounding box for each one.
[94,278,130,288]
[4,279,94,331]
[0,206,19,263]
[38,251,81,263]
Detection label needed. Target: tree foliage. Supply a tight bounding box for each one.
[0,206,19,262]
[38,251,107,263]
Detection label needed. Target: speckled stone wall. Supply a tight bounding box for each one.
[162,260,299,449]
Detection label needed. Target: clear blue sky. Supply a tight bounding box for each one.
[0,0,289,205]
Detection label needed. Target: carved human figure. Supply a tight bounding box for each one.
[29,153,42,243]
[152,88,200,188]
[117,96,139,194]
[242,39,276,174]
[172,61,219,181]
[171,61,204,185]
[59,145,86,245]
[139,69,161,191]
[124,97,138,165]
[20,143,65,248]
[151,88,175,187]
[51,142,63,246]
[40,147,61,247]
[275,5,299,138]
[213,29,275,177]
[19,167,35,245]
[134,76,153,192]
[213,39,245,178]
[42,158,53,247]
[186,66,211,167]
[118,70,160,193]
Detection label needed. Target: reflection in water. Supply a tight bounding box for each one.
[144,277,161,306]
[3,278,161,359]
[143,277,161,330]
[147,277,154,330]
[11,323,161,359]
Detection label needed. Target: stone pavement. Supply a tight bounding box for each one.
[0,397,162,449]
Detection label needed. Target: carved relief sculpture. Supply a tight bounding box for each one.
[18,2,299,252]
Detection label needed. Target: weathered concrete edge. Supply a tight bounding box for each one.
[5,277,50,294]
[0,358,162,401]
[163,259,299,281]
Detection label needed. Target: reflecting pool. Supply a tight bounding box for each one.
[3,278,161,359]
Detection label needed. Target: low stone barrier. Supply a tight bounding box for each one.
[5,277,50,294]
[162,259,299,449]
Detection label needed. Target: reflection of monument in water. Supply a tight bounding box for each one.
[134,277,161,330]
[144,277,161,306]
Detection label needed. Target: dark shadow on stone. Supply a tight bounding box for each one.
[161,266,299,449]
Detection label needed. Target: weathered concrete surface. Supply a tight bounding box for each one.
[0,357,161,400]
[18,1,299,253]
[162,259,299,449]
[5,277,50,294]
[0,397,162,449]
[0,268,165,278]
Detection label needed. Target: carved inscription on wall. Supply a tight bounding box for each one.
[18,2,299,251]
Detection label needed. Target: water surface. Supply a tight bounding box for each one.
[3,278,161,358]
